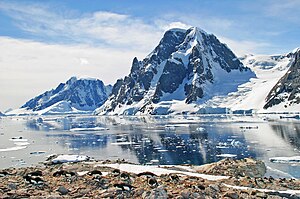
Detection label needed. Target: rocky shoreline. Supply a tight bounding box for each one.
[0,157,299,198]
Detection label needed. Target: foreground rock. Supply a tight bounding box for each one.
[193,158,267,178]
[0,158,299,198]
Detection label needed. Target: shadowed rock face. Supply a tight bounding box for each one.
[21,77,112,111]
[264,50,300,109]
[97,27,253,115]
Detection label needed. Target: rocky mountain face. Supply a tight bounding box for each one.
[21,76,112,112]
[264,49,300,109]
[96,27,255,115]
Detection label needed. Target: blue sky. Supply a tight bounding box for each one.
[0,0,300,111]
[1,0,300,54]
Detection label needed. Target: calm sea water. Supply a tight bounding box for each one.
[0,115,299,178]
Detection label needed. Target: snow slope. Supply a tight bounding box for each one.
[212,53,293,113]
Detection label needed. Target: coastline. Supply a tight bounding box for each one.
[0,157,299,198]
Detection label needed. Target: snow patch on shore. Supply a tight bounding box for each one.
[224,183,300,196]
[97,163,229,181]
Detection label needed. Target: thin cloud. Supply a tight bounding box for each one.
[266,0,300,20]
[0,36,146,110]
[218,36,271,56]
[0,2,162,51]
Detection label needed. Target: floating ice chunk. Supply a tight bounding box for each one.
[231,140,243,147]
[111,142,136,145]
[116,138,127,142]
[196,127,205,132]
[158,149,169,152]
[269,156,300,163]
[51,155,90,164]
[165,124,190,128]
[15,142,30,146]
[216,154,237,158]
[70,127,108,132]
[0,146,27,152]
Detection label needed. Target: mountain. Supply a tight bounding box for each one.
[8,76,112,115]
[95,27,255,115]
[263,48,300,112]
[209,52,293,113]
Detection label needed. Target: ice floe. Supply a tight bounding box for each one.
[0,146,27,152]
[110,142,137,145]
[216,154,237,158]
[51,155,90,164]
[269,156,300,163]
[70,127,108,132]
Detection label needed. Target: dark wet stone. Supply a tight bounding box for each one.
[120,172,130,180]
[112,169,121,176]
[148,177,159,188]
[7,183,17,190]
[145,186,168,199]
[27,170,43,177]
[53,170,76,177]
[224,191,239,199]
[114,183,134,191]
[88,170,102,176]
[0,171,9,177]
[57,186,69,195]
[137,171,157,177]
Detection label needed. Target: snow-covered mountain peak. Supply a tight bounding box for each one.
[291,47,300,54]
[8,76,112,115]
[67,76,100,84]
[95,27,255,115]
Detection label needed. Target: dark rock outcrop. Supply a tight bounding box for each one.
[264,49,300,109]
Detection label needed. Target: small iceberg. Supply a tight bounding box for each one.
[70,127,108,132]
[51,155,90,164]
[0,146,27,152]
[269,156,300,163]
[216,154,237,158]
[196,127,205,132]
[111,142,136,145]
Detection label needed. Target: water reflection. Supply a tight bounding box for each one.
[271,123,300,149]
[25,115,256,165]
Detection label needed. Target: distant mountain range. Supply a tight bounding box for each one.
[7,76,112,115]
[7,27,300,115]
